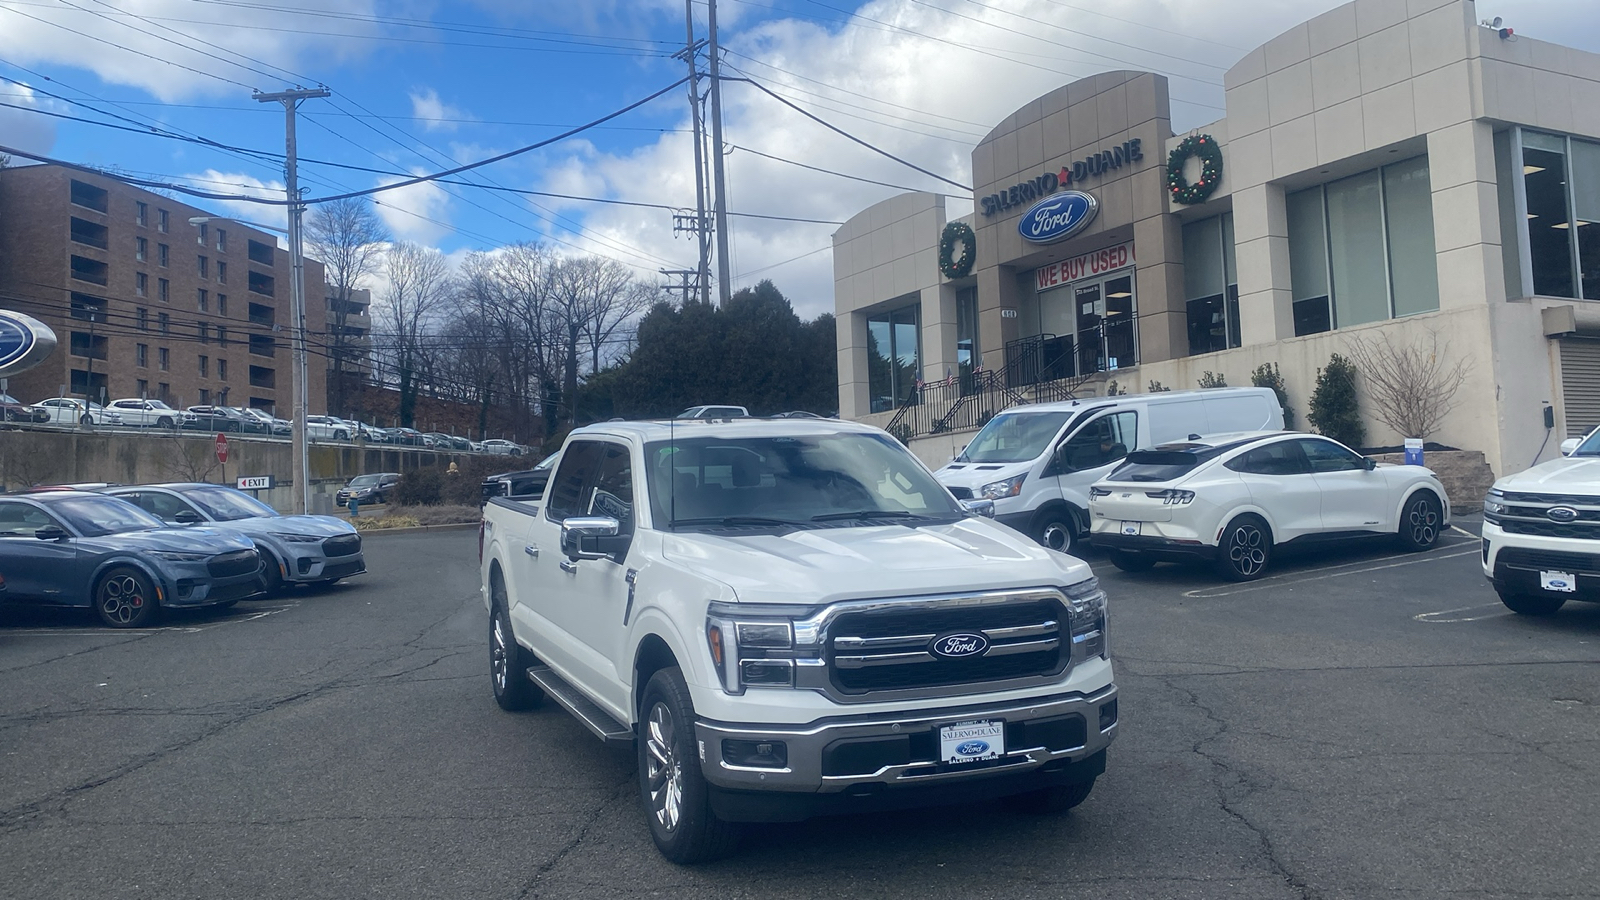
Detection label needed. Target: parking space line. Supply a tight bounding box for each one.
[0,599,300,637]
[1182,545,1481,598]
[1414,602,1509,624]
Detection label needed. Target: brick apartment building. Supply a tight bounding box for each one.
[0,164,328,416]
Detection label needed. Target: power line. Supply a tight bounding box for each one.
[729,143,960,195]
[0,3,257,91]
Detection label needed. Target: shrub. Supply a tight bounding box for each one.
[1250,362,1296,429]
[1197,371,1227,389]
[1308,354,1365,449]
[1147,380,1171,393]
[394,468,443,506]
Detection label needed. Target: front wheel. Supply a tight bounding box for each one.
[79,414,93,425]
[1215,514,1272,581]
[638,667,740,863]
[1031,509,1077,554]
[96,567,160,628]
[1006,778,1096,814]
[1498,590,1566,616]
[1397,492,1443,551]
[156,416,175,429]
[259,550,285,597]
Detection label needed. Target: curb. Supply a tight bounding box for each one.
[354,521,479,536]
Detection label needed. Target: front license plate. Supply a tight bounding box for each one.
[1121,521,1141,536]
[939,720,1004,765]
[1540,570,1577,593]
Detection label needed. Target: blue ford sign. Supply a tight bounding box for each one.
[0,310,57,378]
[1017,190,1098,244]
[955,740,990,756]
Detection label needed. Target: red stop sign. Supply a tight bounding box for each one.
[215,433,229,463]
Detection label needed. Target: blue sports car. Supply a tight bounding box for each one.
[0,490,262,627]
[104,483,366,595]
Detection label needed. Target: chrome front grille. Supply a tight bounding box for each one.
[1491,492,1600,542]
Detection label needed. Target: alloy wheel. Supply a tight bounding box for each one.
[645,701,683,833]
[99,574,146,625]
[1407,498,1440,546]
[1226,523,1267,577]
[490,613,509,692]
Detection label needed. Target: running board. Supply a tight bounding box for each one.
[526,665,634,746]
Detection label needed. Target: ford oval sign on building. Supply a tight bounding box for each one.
[0,310,57,378]
[1017,190,1099,244]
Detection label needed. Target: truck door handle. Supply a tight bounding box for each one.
[524,545,539,558]
[560,560,579,574]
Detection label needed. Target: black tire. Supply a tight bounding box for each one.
[156,416,175,429]
[336,431,349,441]
[95,566,161,628]
[638,667,740,863]
[259,550,285,597]
[1215,514,1272,581]
[511,448,522,457]
[1109,550,1157,573]
[1497,590,1566,616]
[490,591,542,711]
[1006,778,1096,814]
[79,414,93,425]
[1031,507,1078,554]
[1397,491,1443,551]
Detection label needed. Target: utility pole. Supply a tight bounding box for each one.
[254,86,329,515]
[677,1,712,305]
[707,0,733,307]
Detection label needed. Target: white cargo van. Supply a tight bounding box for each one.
[935,388,1284,553]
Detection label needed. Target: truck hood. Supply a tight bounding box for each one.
[1494,456,1600,495]
[935,460,1033,491]
[661,518,1091,605]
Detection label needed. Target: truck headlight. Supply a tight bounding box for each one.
[979,474,1026,501]
[1483,489,1506,517]
[1064,577,1107,660]
[706,604,812,694]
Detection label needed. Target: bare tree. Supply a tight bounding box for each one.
[306,198,388,416]
[157,432,222,482]
[583,277,656,374]
[1345,329,1472,440]
[378,242,451,428]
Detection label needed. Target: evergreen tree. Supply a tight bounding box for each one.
[1308,354,1365,449]
[1250,362,1296,429]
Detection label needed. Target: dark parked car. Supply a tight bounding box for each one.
[184,405,252,432]
[106,484,365,595]
[391,427,426,447]
[0,392,50,423]
[0,490,261,627]
[336,473,401,506]
[480,453,558,504]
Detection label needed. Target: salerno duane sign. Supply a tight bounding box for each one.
[980,138,1144,218]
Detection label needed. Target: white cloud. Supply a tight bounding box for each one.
[177,169,289,241]
[372,169,453,244]
[0,83,58,157]
[409,88,470,132]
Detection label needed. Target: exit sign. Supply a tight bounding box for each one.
[237,476,273,491]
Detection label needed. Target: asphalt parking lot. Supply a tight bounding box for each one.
[2,520,1598,899]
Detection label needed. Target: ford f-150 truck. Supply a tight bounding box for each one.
[479,418,1117,862]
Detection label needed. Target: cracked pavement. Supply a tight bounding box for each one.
[2,522,1598,899]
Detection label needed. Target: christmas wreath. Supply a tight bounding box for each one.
[938,220,976,279]
[1167,133,1223,205]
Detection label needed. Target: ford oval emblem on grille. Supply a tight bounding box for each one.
[931,632,990,658]
[955,740,990,756]
[1548,506,1579,522]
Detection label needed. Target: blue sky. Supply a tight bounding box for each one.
[2,0,1598,319]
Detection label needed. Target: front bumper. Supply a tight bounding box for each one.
[159,564,263,608]
[694,685,1117,821]
[276,545,367,584]
[1483,520,1600,603]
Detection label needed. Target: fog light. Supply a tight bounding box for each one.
[297,557,313,575]
[175,579,195,598]
[723,739,788,769]
[739,659,794,686]
[1099,699,1118,731]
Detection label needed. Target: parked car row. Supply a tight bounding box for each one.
[0,483,366,628]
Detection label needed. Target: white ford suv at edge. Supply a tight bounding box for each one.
[1482,427,1600,615]
[1089,432,1448,580]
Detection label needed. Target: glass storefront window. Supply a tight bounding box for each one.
[1287,156,1439,334]
[866,303,921,413]
[1524,131,1574,298]
[1183,213,1240,355]
[956,287,980,390]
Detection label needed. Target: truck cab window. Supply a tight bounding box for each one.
[588,443,634,536]
[1058,411,1137,472]
[546,440,606,523]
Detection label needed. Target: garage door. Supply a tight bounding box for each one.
[1560,338,1600,437]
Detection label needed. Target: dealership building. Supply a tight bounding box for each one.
[833,0,1600,477]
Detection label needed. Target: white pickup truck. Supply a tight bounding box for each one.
[1482,427,1600,615]
[479,418,1117,862]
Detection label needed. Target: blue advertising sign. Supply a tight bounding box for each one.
[0,310,57,378]
[1017,191,1099,244]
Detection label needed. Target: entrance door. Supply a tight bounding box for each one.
[1075,283,1103,375]
[1103,274,1137,371]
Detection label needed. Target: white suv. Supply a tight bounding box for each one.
[1089,432,1448,580]
[1482,427,1600,615]
[107,398,192,428]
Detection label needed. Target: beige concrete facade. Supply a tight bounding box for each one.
[834,0,1600,478]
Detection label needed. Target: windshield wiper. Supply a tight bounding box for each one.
[810,509,925,522]
[669,516,805,528]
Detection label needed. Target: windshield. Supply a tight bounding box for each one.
[645,433,963,528]
[1574,430,1600,456]
[958,411,1075,463]
[181,486,278,521]
[0,394,18,404]
[349,475,381,486]
[147,400,173,410]
[49,495,165,536]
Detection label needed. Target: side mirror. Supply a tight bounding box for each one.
[1561,438,1581,457]
[35,526,69,542]
[174,509,204,525]
[560,516,621,561]
[960,499,996,518]
[1363,457,1378,471]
